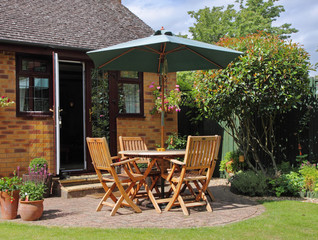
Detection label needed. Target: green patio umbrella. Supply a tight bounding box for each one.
[87,29,242,148]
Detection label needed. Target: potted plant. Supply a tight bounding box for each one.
[0,169,22,219]
[23,158,52,197]
[19,181,46,221]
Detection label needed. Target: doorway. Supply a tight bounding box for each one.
[59,61,86,171]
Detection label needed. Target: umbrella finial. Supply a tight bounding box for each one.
[160,26,165,30]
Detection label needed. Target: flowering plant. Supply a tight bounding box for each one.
[149,82,182,114]
[19,181,46,201]
[0,96,14,107]
[0,168,23,202]
[23,158,51,184]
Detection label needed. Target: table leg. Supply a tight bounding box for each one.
[161,177,165,199]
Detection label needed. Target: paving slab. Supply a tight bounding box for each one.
[0,179,265,228]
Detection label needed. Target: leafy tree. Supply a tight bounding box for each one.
[188,0,298,43]
[193,32,312,175]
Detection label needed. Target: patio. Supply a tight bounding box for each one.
[1,179,265,228]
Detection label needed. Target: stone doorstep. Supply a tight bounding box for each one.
[56,174,166,199]
[58,174,131,199]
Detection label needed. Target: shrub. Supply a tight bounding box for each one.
[29,158,48,172]
[229,170,267,196]
[220,150,244,174]
[299,161,318,192]
[268,172,303,197]
[166,133,187,150]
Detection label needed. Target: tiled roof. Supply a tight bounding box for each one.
[0,0,154,51]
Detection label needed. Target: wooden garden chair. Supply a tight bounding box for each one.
[162,135,221,215]
[86,137,160,216]
[119,136,161,195]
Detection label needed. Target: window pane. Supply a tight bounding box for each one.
[22,59,47,72]
[33,78,49,111]
[120,71,138,79]
[118,83,140,114]
[19,77,30,111]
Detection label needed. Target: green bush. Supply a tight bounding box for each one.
[268,172,303,197]
[165,133,187,150]
[299,161,318,192]
[220,150,244,174]
[29,158,48,172]
[229,170,267,196]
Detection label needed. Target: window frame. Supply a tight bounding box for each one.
[16,54,53,117]
[117,72,144,117]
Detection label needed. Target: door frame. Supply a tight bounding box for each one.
[53,53,88,174]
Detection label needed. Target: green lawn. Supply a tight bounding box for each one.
[0,201,317,240]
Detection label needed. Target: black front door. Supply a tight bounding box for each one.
[59,62,85,171]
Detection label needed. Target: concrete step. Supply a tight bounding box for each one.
[57,174,105,199]
[56,173,164,199]
[60,182,105,199]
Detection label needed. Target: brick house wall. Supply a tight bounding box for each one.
[0,51,54,177]
[117,72,178,149]
[0,50,179,177]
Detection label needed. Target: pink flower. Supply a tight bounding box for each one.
[157,86,161,90]
[149,85,154,88]
[175,85,179,88]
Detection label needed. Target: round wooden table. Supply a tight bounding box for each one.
[118,149,186,198]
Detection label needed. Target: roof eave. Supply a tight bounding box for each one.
[0,38,92,52]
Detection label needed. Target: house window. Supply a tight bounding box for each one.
[118,71,144,116]
[16,55,52,117]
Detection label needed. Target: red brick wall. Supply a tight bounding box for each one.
[0,51,54,177]
[117,72,178,150]
[0,50,178,176]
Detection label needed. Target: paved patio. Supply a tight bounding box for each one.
[1,179,265,228]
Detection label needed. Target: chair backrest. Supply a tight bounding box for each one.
[118,136,148,163]
[184,135,221,170]
[86,137,112,170]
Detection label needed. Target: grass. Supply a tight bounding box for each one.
[0,201,317,240]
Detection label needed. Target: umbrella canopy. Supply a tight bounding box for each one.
[87,29,242,148]
[87,29,242,74]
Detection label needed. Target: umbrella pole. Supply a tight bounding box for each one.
[160,73,165,148]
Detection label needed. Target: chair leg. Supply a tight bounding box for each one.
[149,175,161,195]
[111,182,141,216]
[100,180,118,203]
[164,180,183,212]
[205,188,215,201]
[193,180,213,211]
[144,182,161,213]
[96,183,117,212]
[203,192,213,212]
[199,179,215,201]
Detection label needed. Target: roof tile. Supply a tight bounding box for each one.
[0,0,154,50]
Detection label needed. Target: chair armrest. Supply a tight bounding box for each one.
[170,159,185,165]
[111,157,139,166]
[111,156,121,163]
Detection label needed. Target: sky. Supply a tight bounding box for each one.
[122,0,318,76]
